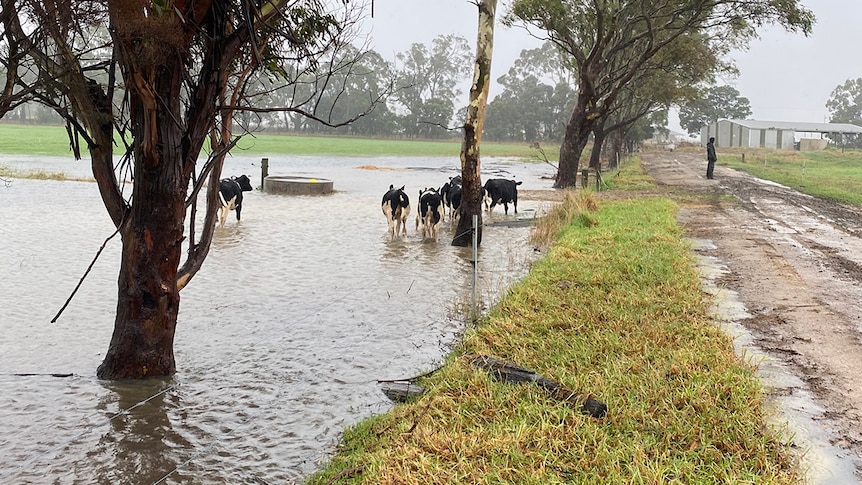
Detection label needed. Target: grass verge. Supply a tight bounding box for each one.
[306,190,797,483]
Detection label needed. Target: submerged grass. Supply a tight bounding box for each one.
[307,193,796,484]
[0,165,93,182]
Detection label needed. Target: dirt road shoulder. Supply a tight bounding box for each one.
[639,150,862,481]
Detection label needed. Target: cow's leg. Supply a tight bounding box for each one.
[235,204,242,221]
[217,204,228,228]
[383,205,395,236]
[221,196,238,227]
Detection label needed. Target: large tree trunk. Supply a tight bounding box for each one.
[589,118,607,171]
[555,61,603,188]
[96,37,190,379]
[97,203,183,379]
[96,121,187,378]
[556,98,592,188]
[453,0,496,247]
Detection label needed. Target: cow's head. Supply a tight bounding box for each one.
[234,175,253,192]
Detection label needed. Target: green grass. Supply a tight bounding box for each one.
[306,195,797,484]
[0,124,79,157]
[721,147,862,205]
[602,154,660,191]
[0,123,554,159]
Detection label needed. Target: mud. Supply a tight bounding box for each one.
[639,150,862,481]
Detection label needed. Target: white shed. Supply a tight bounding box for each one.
[700,120,862,149]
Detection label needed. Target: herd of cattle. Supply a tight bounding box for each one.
[381,176,523,240]
[215,173,523,242]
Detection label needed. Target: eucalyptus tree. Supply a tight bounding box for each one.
[0,0,42,119]
[826,78,862,125]
[392,34,471,138]
[485,42,576,141]
[453,0,497,248]
[5,0,375,379]
[276,45,396,136]
[678,85,752,135]
[505,0,814,188]
[589,31,715,170]
[826,78,862,148]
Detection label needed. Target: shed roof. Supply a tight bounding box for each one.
[723,119,862,134]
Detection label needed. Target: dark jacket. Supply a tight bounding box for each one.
[706,141,717,162]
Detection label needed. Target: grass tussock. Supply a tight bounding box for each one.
[307,197,797,485]
[529,190,599,249]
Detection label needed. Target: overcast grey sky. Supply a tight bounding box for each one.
[363,0,862,130]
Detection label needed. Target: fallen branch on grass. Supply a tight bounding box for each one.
[470,355,608,418]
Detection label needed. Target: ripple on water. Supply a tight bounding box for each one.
[0,157,552,483]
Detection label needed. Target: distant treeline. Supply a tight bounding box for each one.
[3,36,576,144]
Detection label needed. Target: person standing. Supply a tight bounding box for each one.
[706,137,717,179]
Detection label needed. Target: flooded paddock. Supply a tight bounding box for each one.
[0,154,556,483]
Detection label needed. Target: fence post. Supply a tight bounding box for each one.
[472,214,478,321]
[260,157,269,190]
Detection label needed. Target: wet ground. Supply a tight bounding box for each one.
[0,154,557,483]
[639,150,862,483]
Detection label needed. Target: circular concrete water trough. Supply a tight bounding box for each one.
[264,175,333,195]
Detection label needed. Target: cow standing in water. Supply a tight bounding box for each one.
[381,185,410,238]
[483,178,522,216]
[440,175,462,222]
[416,187,443,241]
[218,175,254,227]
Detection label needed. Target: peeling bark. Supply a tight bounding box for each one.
[453,0,496,247]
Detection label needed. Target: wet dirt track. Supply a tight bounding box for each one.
[640,150,862,481]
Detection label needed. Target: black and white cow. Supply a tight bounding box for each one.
[483,178,522,216]
[446,183,462,223]
[415,187,443,240]
[440,175,462,223]
[381,185,411,238]
[218,175,254,227]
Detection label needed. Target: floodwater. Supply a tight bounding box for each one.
[0,154,556,483]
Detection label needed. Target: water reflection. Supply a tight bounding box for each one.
[91,379,188,484]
